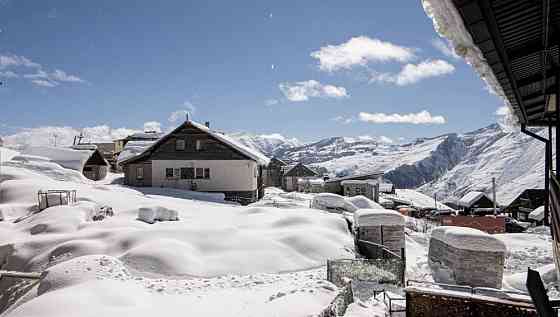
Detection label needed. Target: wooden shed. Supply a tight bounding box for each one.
[262,157,287,187]
[353,209,405,259]
[281,163,318,192]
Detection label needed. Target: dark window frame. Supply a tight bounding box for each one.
[204,168,210,179]
[136,167,144,180]
[165,168,174,178]
[195,167,204,179]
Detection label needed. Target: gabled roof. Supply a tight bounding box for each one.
[457,191,489,208]
[21,146,108,172]
[324,171,384,184]
[283,162,318,177]
[120,120,270,166]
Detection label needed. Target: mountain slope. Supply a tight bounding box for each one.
[232,124,549,206]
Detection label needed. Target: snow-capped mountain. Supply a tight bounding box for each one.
[230,132,302,157]
[232,124,550,206]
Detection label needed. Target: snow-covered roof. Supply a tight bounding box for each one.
[341,180,369,185]
[379,183,394,193]
[122,120,270,166]
[297,178,324,185]
[431,226,507,253]
[457,191,487,208]
[529,206,545,222]
[422,0,515,125]
[353,209,404,227]
[117,140,157,165]
[21,146,107,171]
[189,121,270,165]
[127,131,164,140]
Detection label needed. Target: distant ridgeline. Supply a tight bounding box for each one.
[233,123,548,205]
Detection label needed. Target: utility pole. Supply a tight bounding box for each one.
[52,133,59,147]
[492,177,497,215]
[434,193,437,209]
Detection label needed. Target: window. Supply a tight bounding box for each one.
[136,167,144,180]
[196,168,204,179]
[165,168,174,178]
[204,168,210,179]
[176,139,185,151]
[196,139,204,151]
[181,167,194,179]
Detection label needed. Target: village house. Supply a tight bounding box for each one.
[341,180,379,202]
[323,172,384,196]
[23,145,109,181]
[119,120,270,204]
[262,157,287,188]
[456,191,495,214]
[503,188,545,222]
[281,162,319,192]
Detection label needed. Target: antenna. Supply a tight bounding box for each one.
[186,112,190,122]
[52,133,59,147]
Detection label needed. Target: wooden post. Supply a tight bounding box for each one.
[492,177,497,215]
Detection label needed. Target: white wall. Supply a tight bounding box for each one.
[151,160,258,191]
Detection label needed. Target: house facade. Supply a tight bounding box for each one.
[282,163,319,192]
[120,120,269,204]
[262,157,287,188]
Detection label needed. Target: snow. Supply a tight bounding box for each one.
[345,195,383,210]
[457,191,486,207]
[117,140,157,164]
[0,146,20,162]
[311,193,358,213]
[529,206,545,222]
[20,146,104,172]
[297,178,324,185]
[354,209,404,227]
[384,189,452,210]
[431,226,507,252]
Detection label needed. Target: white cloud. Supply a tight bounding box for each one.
[50,69,84,82]
[0,70,18,78]
[31,79,58,87]
[310,36,415,72]
[378,136,394,144]
[431,38,460,59]
[143,121,162,133]
[0,54,40,69]
[279,80,348,102]
[495,105,510,116]
[359,110,446,125]
[265,99,279,106]
[168,101,197,123]
[370,59,454,86]
[2,125,142,148]
[331,115,354,124]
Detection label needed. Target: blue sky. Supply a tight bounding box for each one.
[0,0,504,143]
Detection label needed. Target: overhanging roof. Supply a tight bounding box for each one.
[448,0,560,126]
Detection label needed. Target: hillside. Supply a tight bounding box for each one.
[232,124,549,206]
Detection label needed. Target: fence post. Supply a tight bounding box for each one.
[400,248,406,286]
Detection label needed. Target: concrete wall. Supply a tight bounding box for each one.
[151,160,258,192]
[428,238,505,288]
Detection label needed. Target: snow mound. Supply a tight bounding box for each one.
[138,206,179,224]
[353,209,404,227]
[431,226,506,252]
[0,146,20,161]
[21,146,96,172]
[311,193,358,213]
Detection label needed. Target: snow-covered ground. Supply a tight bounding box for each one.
[0,146,556,316]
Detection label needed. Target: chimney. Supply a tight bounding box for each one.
[185,112,190,122]
[205,121,210,128]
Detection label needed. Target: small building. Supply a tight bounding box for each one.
[456,191,494,214]
[353,209,405,259]
[429,226,506,289]
[324,171,384,195]
[341,180,379,202]
[114,131,163,154]
[528,206,545,225]
[297,178,324,193]
[262,157,287,187]
[120,119,270,204]
[282,162,319,192]
[22,145,109,181]
[503,188,546,222]
[115,131,163,171]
